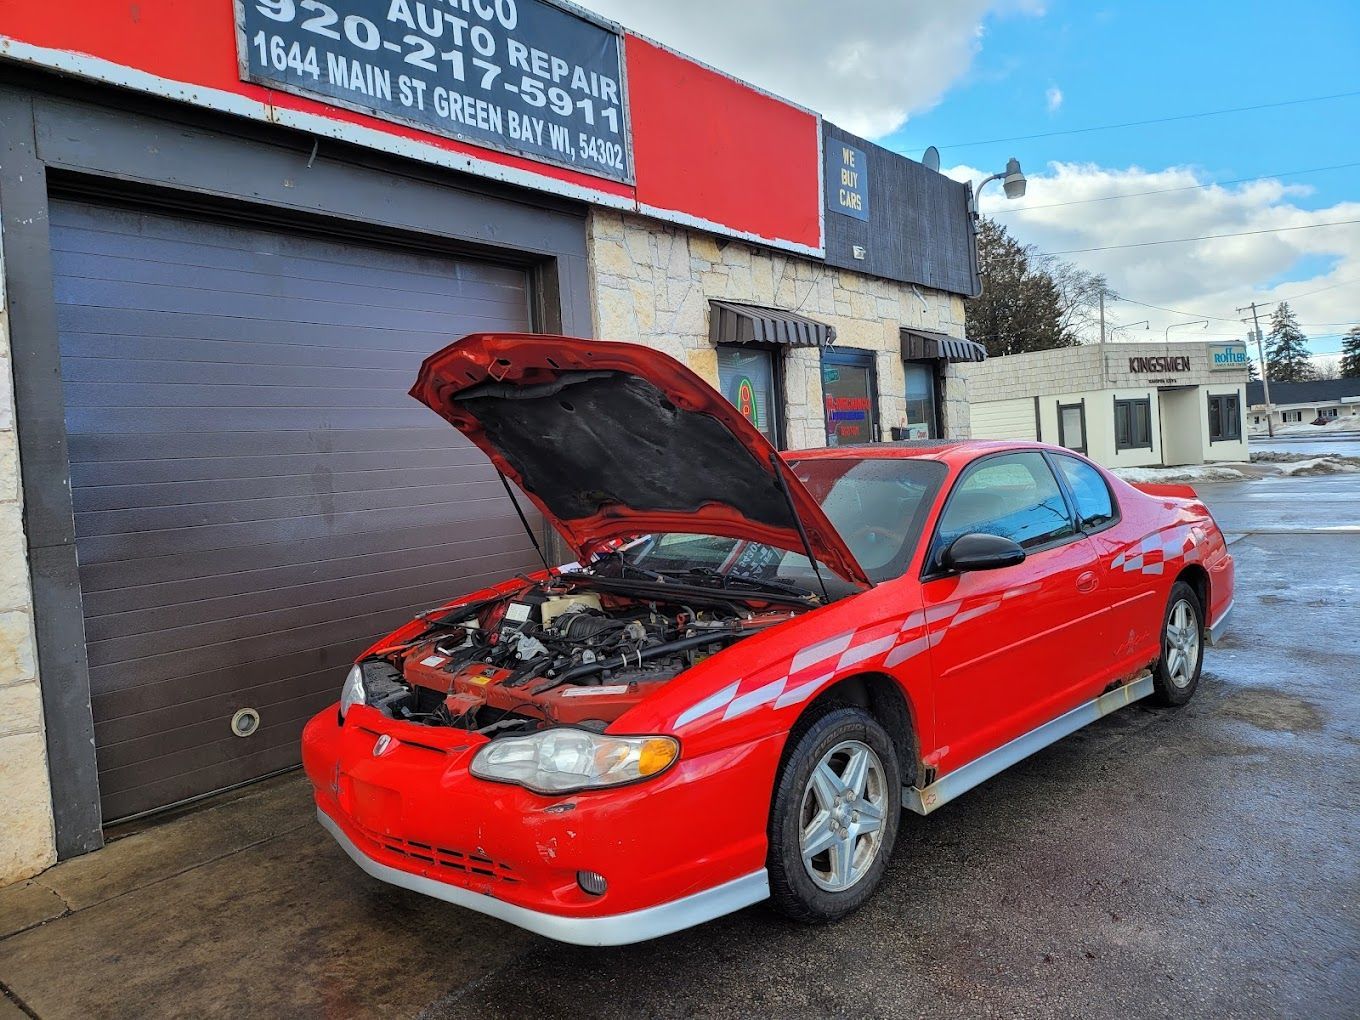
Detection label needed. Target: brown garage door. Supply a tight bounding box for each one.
[52,198,541,822]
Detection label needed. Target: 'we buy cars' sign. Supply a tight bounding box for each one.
[235,0,632,182]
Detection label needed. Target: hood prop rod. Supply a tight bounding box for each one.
[497,471,551,573]
[768,453,831,604]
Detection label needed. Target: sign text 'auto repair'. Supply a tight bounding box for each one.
[236,0,632,181]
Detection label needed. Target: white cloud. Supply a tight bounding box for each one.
[948,161,1360,361]
[573,0,1045,138]
[1045,85,1063,114]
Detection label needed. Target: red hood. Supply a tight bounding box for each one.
[410,334,870,586]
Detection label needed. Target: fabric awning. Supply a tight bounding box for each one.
[900,328,987,363]
[709,300,836,348]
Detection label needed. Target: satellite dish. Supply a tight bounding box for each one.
[922,146,941,172]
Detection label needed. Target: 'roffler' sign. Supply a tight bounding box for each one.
[235,0,632,182]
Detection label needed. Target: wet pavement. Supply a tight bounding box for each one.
[2,475,1357,1019]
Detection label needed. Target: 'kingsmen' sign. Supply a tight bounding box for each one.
[235,0,632,182]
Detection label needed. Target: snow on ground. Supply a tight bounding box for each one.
[1114,465,1253,483]
[1113,455,1360,485]
[1250,417,1360,438]
[1273,457,1360,476]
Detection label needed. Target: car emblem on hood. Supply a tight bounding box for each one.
[373,734,396,757]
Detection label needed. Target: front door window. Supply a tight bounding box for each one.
[903,361,938,440]
[822,350,879,446]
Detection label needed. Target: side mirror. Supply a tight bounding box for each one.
[942,533,1026,573]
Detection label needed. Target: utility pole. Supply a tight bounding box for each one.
[1098,288,1107,383]
[1238,301,1274,438]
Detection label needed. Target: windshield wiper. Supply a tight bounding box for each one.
[559,571,814,609]
[671,566,817,600]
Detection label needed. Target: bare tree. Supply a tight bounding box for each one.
[1042,257,1115,344]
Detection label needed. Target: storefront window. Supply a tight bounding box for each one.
[1208,393,1242,442]
[903,362,938,440]
[717,345,782,448]
[822,349,879,446]
[1114,397,1153,451]
[1057,401,1086,453]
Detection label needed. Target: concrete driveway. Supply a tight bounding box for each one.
[2,475,1357,1019]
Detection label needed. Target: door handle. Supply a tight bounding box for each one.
[1076,570,1099,593]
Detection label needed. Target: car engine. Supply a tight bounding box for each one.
[355,577,802,736]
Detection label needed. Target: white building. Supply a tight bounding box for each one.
[962,341,1251,468]
[1247,379,1360,433]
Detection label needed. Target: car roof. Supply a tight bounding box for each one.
[785,439,1052,468]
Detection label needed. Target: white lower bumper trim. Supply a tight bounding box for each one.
[317,808,769,946]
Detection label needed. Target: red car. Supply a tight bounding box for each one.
[303,334,1234,945]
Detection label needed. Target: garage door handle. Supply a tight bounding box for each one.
[1076,571,1099,594]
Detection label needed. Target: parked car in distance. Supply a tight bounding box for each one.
[303,334,1235,945]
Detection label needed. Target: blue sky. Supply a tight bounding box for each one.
[581,0,1360,361]
[888,1,1360,216]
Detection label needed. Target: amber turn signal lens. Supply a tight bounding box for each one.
[638,738,678,777]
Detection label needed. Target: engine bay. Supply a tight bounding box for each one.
[356,576,805,737]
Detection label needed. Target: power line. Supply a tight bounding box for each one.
[1115,297,1241,323]
[1039,218,1360,256]
[992,162,1360,214]
[1273,278,1359,302]
[904,89,1360,151]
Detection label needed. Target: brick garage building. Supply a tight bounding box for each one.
[0,1,981,882]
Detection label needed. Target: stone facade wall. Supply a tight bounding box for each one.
[587,210,972,447]
[0,222,57,886]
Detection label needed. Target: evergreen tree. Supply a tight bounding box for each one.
[965,218,1075,357]
[1341,326,1360,379]
[1248,358,1260,382]
[1264,302,1313,383]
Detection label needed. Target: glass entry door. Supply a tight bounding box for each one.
[903,361,939,439]
[822,348,879,446]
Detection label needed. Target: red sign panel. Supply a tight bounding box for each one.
[0,1,823,255]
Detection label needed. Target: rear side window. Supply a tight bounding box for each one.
[1053,455,1117,530]
[934,452,1076,558]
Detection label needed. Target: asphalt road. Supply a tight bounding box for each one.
[423,473,1360,1020]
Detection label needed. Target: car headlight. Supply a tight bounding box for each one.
[470,728,679,795]
[339,664,366,719]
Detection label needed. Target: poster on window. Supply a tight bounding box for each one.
[718,348,778,447]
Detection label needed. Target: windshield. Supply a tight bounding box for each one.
[618,457,945,589]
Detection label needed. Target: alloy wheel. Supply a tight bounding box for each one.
[1165,598,1201,689]
[798,739,888,892]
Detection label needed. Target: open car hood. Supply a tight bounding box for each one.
[410,334,871,586]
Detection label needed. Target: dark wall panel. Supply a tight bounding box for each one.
[51,199,538,821]
[823,122,980,297]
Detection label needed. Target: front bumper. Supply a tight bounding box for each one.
[303,705,781,945]
[318,807,768,946]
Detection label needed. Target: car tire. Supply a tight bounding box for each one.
[1151,580,1205,707]
[767,705,901,924]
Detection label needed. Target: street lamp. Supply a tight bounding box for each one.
[1165,318,1208,342]
[975,157,1027,202]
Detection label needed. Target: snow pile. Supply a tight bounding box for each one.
[1274,457,1360,476]
[1114,465,1252,484]
[1114,455,1360,485]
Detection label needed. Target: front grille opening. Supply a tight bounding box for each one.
[358,823,519,883]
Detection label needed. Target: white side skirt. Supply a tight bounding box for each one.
[903,672,1155,816]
